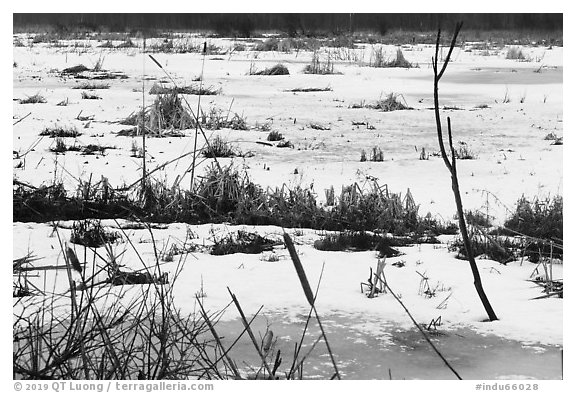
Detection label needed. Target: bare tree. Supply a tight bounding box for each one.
[432,22,498,321]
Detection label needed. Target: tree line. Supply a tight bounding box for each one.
[13,13,562,37]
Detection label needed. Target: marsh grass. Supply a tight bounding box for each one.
[70,219,121,247]
[368,93,412,111]
[370,47,415,68]
[277,140,293,148]
[267,130,284,142]
[50,139,113,155]
[449,232,516,264]
[313,231,401,257]
[211,230,277,255]
[40,125,81,138]
[285,86,332,93]
[505,46,527,60]
[250,63,290,76]
[72,82,110,89]
[197,107,248,131]
[454,142,477,160]
[14,163,449,237]
[303,51,340,75]
[81,91,101,100]
[13,225,226,379]
[19,93,47,104]
[149,83,221,96]
[504,195,562,243]
[201,135,238,158]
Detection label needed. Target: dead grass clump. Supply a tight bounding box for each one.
[285,86,332,93]
[61,64,90,74]
[464,210,492,228]
[148,93,195,132]
[82,144,114,155]
[267,130,284,141]
[383,48,414,68]
[324,182,420,235]
[81,91,101,100]
[198,107,248,131]
[370,147,384,161]
[506,46,526,60]
[49,138,82,154]
[19,93,47,104]
[254,38,280,51]
[211,230,276,255]
[13,178,131,223]
[454,142,477,160]
[504,195,562,245]
[97,40,114,48]
[116,38,136,48]
[193,164,267,222]
[544,132,562,145]
[72,82,110,90]
[309,123,331,130]
[313,231,400,257]
[39,125,81,138]
[368,93,412,111]
[70,219,121,248]
[13,228,220,379]
[149,83,221,96]
[303,52,340,75]
[449,233,516,264]
[360,147,384,162]
[119,93,195,136]
[251,63,290,76]
[202,135,238,158]
[277,140,293,148]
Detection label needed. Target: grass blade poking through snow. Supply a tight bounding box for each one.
[283,232,341,380]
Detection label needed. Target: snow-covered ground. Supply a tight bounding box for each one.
[12,36,563,376]
[13,37,563,223]
[13,220,563,347]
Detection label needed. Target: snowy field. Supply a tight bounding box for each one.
[12,34,563,379]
